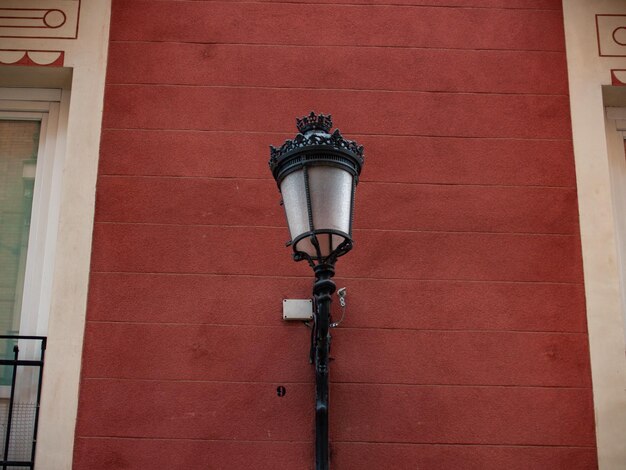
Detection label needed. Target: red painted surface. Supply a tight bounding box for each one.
[103,86,572,139]
[107,42,570,95]
[77,380,594,445]
[197,0,563,7]
[99,130,576,186]
[90,223,582,282]
[109,1,565,51]
[75,0,597,468]
[74,438,597,470]
[82,322,590,387]
[96,177,579,234]
[89,273,587,332]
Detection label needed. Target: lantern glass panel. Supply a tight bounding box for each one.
[281,168,309,239]
[279,164,354,259]
[279,168,322,258]
[307,233,344,258]
[308,165,353,237]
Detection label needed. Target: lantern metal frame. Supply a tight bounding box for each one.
[269,112,364,470]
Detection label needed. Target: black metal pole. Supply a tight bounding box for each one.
[313,264,335,470]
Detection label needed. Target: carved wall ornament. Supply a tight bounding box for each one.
[0,0,80,39]
[611,69,626,86]
[596,14,626,57]
[0,49,64,67]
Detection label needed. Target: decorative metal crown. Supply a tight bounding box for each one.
[296,111,333,134]
[269,129,365,167]
[269,112,365,185]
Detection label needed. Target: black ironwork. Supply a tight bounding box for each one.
[269,112,363,187]
[312,264,335,470]
[269,112,365,267]
[269,113,365,470]
[0,336,46,470]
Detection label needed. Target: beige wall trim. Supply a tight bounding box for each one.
[0,1,111,468]
[563,1,626,468]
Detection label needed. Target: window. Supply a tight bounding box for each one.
[605,106,626,340]
[0,120,38,339]
[0,88,63,341]
[0,88,64,463]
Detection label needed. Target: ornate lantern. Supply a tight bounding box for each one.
[269,112,365,470]
[269,112,364,266]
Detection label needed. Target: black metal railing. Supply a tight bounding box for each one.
[0,336,46,469]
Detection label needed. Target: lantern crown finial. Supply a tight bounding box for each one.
[269,113,365,179]
[296,111,332,134]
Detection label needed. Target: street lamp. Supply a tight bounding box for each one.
[269,112,365,470]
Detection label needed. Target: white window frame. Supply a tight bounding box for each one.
[605,106,626,341]
[0,88,64,340]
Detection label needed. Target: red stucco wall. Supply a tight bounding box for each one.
[74,0,597,468]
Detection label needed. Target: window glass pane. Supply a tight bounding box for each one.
[0,120,39,343]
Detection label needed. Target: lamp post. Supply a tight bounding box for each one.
[269,112,365,470]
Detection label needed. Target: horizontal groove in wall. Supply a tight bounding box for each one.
[105,82,569,97]
[91,220,579,237]
[80,377,590,390]
[106,39,569,52]
[154,0,562,12]
[96,173,577,190]
[100,127,572,141]
[87,324,587,335]
[73,438,596,457]
[88,271,583,285]
[109,39,566,54]
[85,319,588,334]
[98,177,576,190]
[75,436,592,449]
[87,271,578,283]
